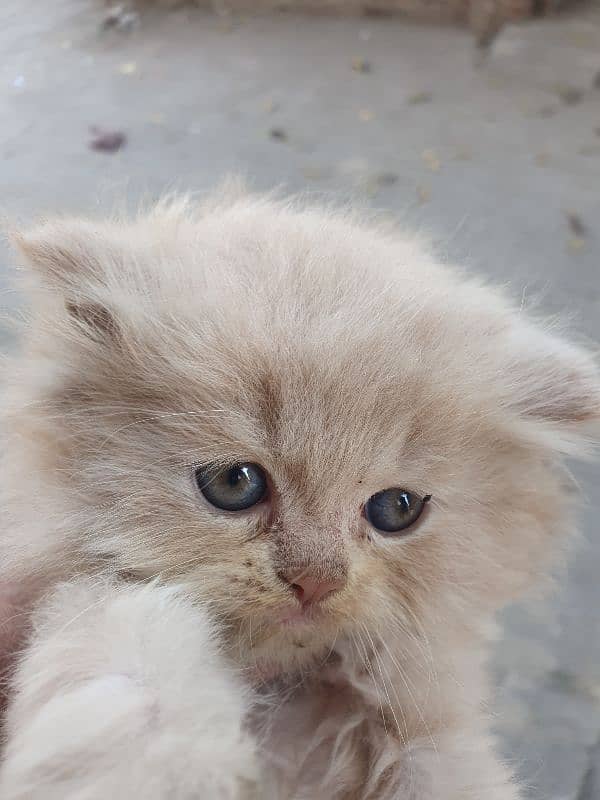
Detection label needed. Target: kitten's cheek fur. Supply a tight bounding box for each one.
[0,579,258,800]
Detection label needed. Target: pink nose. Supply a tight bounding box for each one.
[283,573,345,607]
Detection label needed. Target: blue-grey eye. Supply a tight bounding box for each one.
[195,463,268,512]
[364,488,431,535]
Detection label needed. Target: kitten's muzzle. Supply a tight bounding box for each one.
[272,519,349,609]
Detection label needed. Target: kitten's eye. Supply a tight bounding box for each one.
[195,463,268,512]
[364,489,430,535]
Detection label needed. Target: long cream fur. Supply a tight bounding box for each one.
[0,187,598,798]
[0,579,257,799]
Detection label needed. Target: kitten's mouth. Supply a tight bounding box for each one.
[278,604,320,628]
[235,603,329,658]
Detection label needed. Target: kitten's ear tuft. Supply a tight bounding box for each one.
[504,322,600,435]
[11,219,106,288]
[65,300,120,344]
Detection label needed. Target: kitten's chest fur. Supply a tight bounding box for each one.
[251,644,415,800]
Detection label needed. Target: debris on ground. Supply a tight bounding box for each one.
[537,106,557,118]
[565,211,587,252]
[89,126,127,153]
[301,165,333,181]
[555,86,584,106]
[579,144,600,156]
[566,212,586,238]
[534,152,551,167]
[470,0,504,56]
[263,98,280,113]
[452,147,472,161]
[102,5,140,33]
[118,61,138,76]
[416,185,430,204]
[268,127,288,142]
[339,157,395,194]
[216,14,234,33]
[422,148,441,171]
[407,91,432,105]
[358,108,374,122]
[359,171,399,196]
[568,236,585,252]
[351,57,371,73]
[373,171,398,187]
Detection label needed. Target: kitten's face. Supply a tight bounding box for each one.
[11,194,600,678]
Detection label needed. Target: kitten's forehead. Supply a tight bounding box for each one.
[124,211,505,499]
[167,314,468,506]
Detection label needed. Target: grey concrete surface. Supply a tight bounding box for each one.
[1,1,599,797]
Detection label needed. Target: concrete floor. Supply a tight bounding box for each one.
[1,1,600,797]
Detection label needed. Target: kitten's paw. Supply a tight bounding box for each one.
[398,733,521,800]
[0,578,258,800]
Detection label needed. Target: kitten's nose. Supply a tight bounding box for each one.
[282,573,345,607]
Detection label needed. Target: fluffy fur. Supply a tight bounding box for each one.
[0,187,598,798]
[0,579,257,799]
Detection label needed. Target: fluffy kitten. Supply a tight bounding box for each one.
[0,189,598,798]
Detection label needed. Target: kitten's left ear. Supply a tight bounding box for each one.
[12,219,121,343]
[502,320,600,446]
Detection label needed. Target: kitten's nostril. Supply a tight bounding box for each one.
[290,583,305,602]
[281,573,345,607]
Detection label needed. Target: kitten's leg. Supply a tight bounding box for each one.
[425,733,519,800]
[0,578,258,800]
[368,730,520,800]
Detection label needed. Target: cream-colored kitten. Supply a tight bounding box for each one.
[0,189,598,799]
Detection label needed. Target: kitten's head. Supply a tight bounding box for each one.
[7,191,600,677]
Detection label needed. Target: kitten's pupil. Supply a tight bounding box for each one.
[228,467,246,487]
[397,492,410,513]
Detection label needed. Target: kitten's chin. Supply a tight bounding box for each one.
[236,611,344,686]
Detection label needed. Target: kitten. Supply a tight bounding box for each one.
[0,188,598,798]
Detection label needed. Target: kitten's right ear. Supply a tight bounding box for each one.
[11,219,121,344]
[11,219,112,289]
